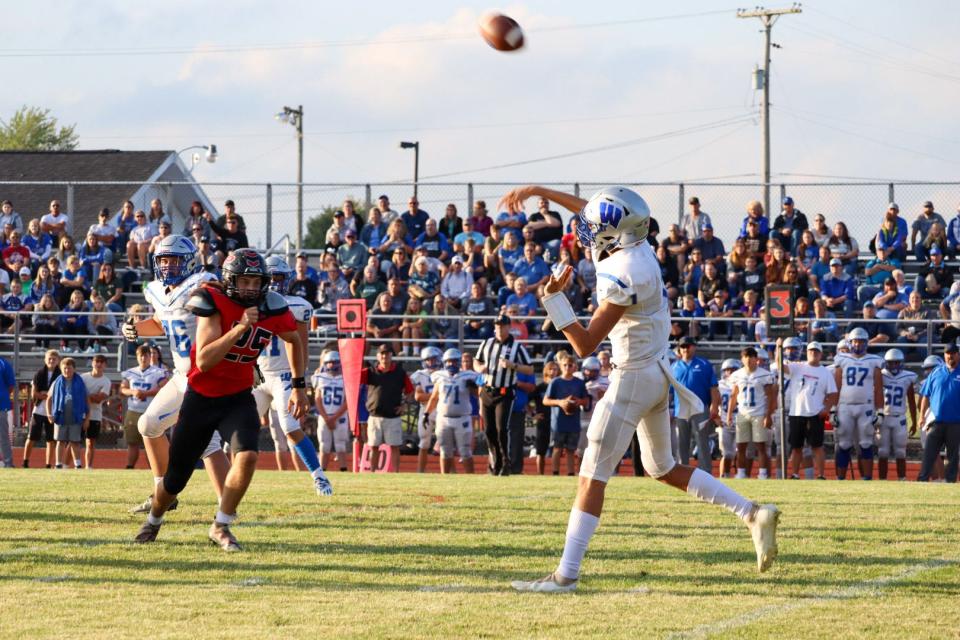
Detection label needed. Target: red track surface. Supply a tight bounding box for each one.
[13,447,925,479]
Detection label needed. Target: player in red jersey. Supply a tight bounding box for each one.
[135,249,309,551]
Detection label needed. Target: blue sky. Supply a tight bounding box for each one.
[5,0,960,189]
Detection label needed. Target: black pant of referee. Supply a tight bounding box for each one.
[481,386,514,475]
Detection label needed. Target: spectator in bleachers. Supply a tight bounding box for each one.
[367,292,401,354]
[314,263,347,313]
[78,232,111,283]
[182,201,211,239]
[415,218,451,263]
[671,293,703,340]
[858,242,900,304]
[738,254,765,298]
[827,221,859,276]
[505,276,538,318]
[125,210,155,271]
[918,222,949,262]
[692,223,725,274]
[880,203,909,261]
[495,272,516,310]
[705,289,734,341]
[876,217,902,262]
[465,281,495,340]
[58,255,86,307]
[18,266,32,298]
[0,200,23,234]
[411,245,442,278]
[32,294,58,348]
[87,291,117,352]
[663,223,688,271]
[24,218,53,266]
[375,194,399,224]
[147,220,171,259]
[697,261,726,308]
[59,289,88,352]
[206,211,248,256]
[147,199,169,227]
[512,241,551,293]
[810,298,838,343]
[892,268,913,299]
[288,258,318,308]
[439,256,472,312]
[807,245,832,293]
[948,204,960,256]
[2,230,30,277]
[92,262,124,312]
[810,213,830,247]
[325,210,349,247]
[88,208,117,251]
[911,201,946,258]
[738,289,761,341]
[793,296,812,341]
[438,203,463,242]
[461,237,486,288]
[401,197,430,240]
[819,257,856,317]
[772,196,808,253]
[897,290,934,358]
[795,229,819,270]
[560,218,582,263]
[0,278,29,334]
[495,204,526,244]
[520,221,540,257]
[361,207,387,254]
[496,230,522,277]
[294,252,319,283]
[742,219,768,262]
[850,301,891,344]
[781,261,810,301]
[453,217,484,251]
[342,199,364,236]
[941,282,960,345]
[215,199,246,232]
[469,200,493,237]
[353,264,387,310]
[576,245,597,310]
[873,278,908,329]
[197,237,220,272]
[40,200,68,237]
[398,296,429,354]
[30,264,56,305]
[336,229,367,279]
[188,222,212,258]
[680,196,711,243]
[56,234,76,264]
[726,236,749,276]
[377,219,413,260]
[740,199,769,238]
[916,245,953,300]
[682,247,705,296]
[379,277,406,315]
[113,200,137,247]
[383,246,411,286]
[526,197,563,259]
[763,241,788,284]
[656,244,680,301]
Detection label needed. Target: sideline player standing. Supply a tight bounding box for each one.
[254,256,333,496]
[315,352,350,472]
[412,346,442,473]
[878,349,917,481]
[717,359,740,478]
[135,249,308,550]
[833,327,884,480]
[124,235,230,513]
[425,349,478,474]
[577,356,608,465]
[503,185,779,593]
[727,347,776,479]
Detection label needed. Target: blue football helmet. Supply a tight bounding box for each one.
[152,235,198,286]
[421,346,443,371]
[442,348,461,374]
[265,255,294,294]
[577,186,651,259]
[322,351,341,375]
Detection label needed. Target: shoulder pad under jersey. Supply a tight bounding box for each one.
[185,287,217,317]
[261,290,290,317]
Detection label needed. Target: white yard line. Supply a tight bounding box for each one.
[666,559,954,640]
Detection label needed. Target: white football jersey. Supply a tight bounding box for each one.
[430,369,477,418]
[411,368,438,432]
[143,271,217,375]
[258,294,312,374]
[595,242,671,369]
[718,378,736,428]
[835,353,883,404]
[882,369,917,418]
[581,378,609,427]
[122,365,168,413]
[729,367,776,418]
[315,372,347,426]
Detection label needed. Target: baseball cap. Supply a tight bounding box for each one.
[18,266,30,276]
[702,223,713,231]
[494,314,511,326]
[678,336,697,347]
[888,202,899,211]
[945,342,959,354]
[377,343,394,354]
[924,200,934,208]
[450,255,463,265]
[830,258,842,266]
[688,196,700,205]
[930,245,943,256]
[378,194,389,201]
[806,341,823,352]
[224,199,235,207]
[295,251,307,259]
[334,210,345,217]
[782,196,794,206]
[345,229,356,237]
[863,301,875,309]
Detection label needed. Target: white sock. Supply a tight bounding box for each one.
[147,513,163,526]
[735,469,747,479]
[311,468,326,480]
[804,467,814,480]
[215,510,236,525]
[556,508,599,581]
[687,468,755,522]
[154,476,163,487]
[758,468,769,479]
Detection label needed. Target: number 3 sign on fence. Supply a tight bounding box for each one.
[764,285,795,339]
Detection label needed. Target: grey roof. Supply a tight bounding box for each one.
[0,150,209,235]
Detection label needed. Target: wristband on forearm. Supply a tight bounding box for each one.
[541,291,577,331]
[291,377,306,389]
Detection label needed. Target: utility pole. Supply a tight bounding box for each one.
[275,105,304,251]
[737,4,801,218]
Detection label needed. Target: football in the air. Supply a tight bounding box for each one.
[479,12,525,52]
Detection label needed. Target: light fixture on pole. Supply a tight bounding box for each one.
[276,105,304,251]
[177,144,218,174]
[399,141,420,199]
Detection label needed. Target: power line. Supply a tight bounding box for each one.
[773,104,960,146]
[619,122,753,178]
[0,9,735,59]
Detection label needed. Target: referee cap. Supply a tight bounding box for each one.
[494,314,511,325]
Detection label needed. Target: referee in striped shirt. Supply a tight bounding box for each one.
[474,315,534,476]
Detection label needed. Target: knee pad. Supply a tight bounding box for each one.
[138,412,169,439]
[859,445,874,461]
[642,451,674,479]
[836,447,851,468]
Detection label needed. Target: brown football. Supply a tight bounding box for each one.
[479,13,525,52]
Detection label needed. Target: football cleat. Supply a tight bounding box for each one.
[209,522,242,552]
[748,503,780,572]
[130,495,178,514]
[314,473,334,497]
[134,521,162,543]
[511,572,578,593]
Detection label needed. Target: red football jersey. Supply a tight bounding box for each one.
[186,286,297,397]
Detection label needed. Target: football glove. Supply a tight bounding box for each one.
[872,410,884,428]
[122,318,139,343]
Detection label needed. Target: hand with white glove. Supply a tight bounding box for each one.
[872,410,884,428]
[122,317,139,343]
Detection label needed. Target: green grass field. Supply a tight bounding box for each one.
[1,470,959,639]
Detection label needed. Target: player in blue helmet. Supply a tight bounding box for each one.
[581,356,601,381]
[265,255,294,294]
[152,234,198,286]
[443,349,462,374]
[783,337,804,362]
[413,345,445,472]
[323,351,341,375]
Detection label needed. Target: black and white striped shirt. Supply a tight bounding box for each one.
[475,336,531,389]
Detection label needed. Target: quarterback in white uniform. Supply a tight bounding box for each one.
[504,185,779,593]
[879,349,917,481]
[412,346,443,473]
[254,256,333,496]
[425,349,478,474]
[833,328,884,480]
[717,359,740,478]
[315,351,350,472]
[124,235,230,514]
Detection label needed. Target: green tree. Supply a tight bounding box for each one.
[303,198,364,249]
[0,106,78,151]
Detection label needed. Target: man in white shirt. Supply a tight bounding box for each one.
[80,354,113,469]
[40,200,68,237]
[121,345,168,469]
[775,339,838,480]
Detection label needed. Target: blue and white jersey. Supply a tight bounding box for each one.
[581,378,609,428]
[121,365,167,413]
[430,370,477,418]
[410,368,437,432]
[835,353,883,404]
[718,378,736,428]
[595,242,671,368]
[144,271,217,376]
[729,366,776,418]
[882,369,917,418]
[315,372,347,427]
[258,294,312,375]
